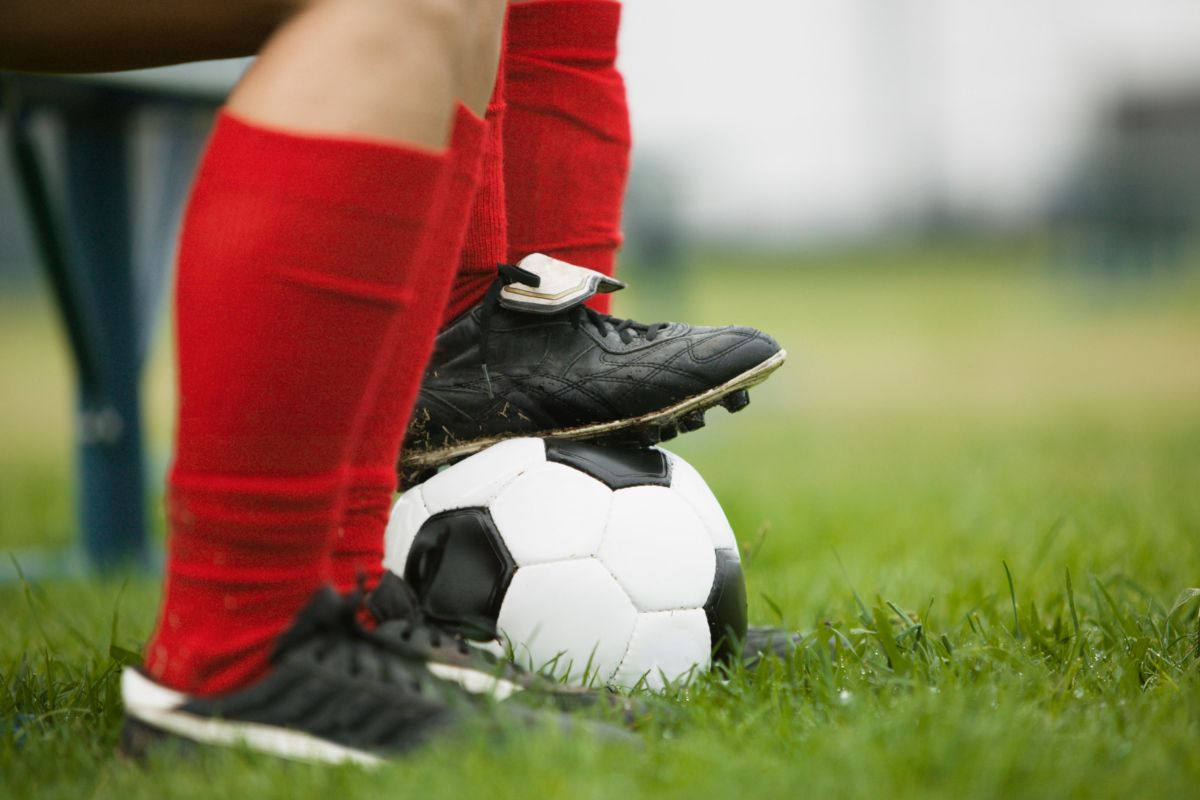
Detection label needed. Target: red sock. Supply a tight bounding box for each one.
[504,0,630,313]
[442,48,509,324]
[145,112,451,695]
[330,106,488,594]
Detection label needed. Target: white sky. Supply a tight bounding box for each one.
[617,0,1200,241]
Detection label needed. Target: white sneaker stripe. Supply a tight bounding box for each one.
[121,668,383,767]
[425,662,524,700]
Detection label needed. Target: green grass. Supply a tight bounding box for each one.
[3,240,1199,798]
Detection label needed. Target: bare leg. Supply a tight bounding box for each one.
[228,0,473,145]
[458,0,507,116]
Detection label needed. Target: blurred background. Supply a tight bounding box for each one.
[620,0,1200,252]
[1,0,1198,593]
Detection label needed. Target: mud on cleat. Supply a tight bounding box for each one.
[400,254,786,475]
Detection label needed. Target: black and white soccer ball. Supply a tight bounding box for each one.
[383,438,747,690]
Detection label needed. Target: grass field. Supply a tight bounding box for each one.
[2,240,1199,797]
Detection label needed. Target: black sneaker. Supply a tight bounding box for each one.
[121,587,624,765]
[367,571,643,720]
[401,254,785,477]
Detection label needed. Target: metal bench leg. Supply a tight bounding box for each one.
[8,98,150,571]
[64,104,150,570]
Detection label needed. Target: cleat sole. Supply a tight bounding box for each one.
[402,348,787,472]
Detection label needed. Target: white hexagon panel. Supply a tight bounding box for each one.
[419,437,545,513]
[381,485,430,576]
[497,559,638,684]
[612,608,713,690]
[663,451,738,551]
[597,486,716,612]
[489,461,611,565]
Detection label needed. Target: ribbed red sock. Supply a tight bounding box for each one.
[145,112,451,695]
[330,106,487,594]
[504,0,630,313]
[442,48,509,324]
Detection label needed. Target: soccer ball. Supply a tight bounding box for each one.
[383,438,746,690]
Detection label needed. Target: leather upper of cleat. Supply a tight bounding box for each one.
[404,255,782,459]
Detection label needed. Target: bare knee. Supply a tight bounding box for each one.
[228,0,493,144]
[308,0,505,113]
[320,0,483,79]
[347,0,476,47]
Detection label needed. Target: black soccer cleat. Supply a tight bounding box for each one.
[400,254,785,477]
[121,586,626,765]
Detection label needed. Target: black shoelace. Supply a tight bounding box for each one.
[478,264,667,396]
[281,586,489,696]
[379,576,497,655]
[573,306,667,345]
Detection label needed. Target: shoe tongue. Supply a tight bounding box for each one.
[364,571,420,623]
[499,254,626,315]
[368,572,497,643]
[271,586,356,661]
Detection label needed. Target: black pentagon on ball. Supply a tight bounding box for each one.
[544,439,671,489]
[403,508,516,637]
[705,548,748,665]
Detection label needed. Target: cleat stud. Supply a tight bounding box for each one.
[658,424,680,442]
[617,427,659,448]
[679,410,706,432]
[721,390,751,413]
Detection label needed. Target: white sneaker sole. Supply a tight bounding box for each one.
[121,668,383,766]
[121,665,524,766]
